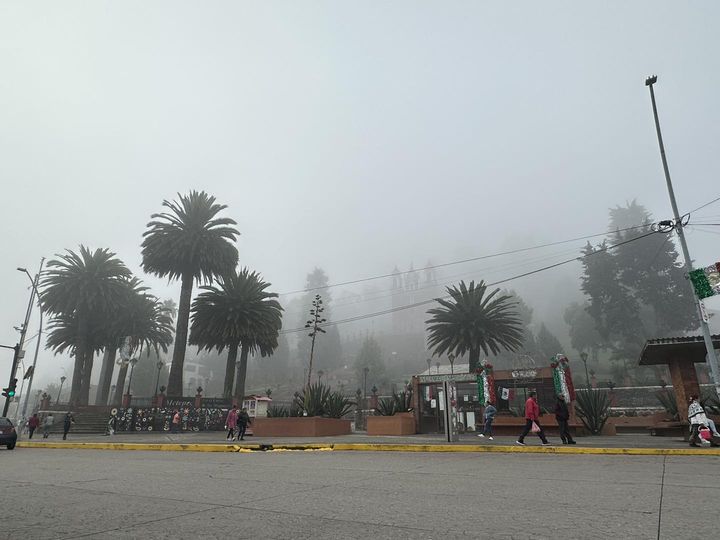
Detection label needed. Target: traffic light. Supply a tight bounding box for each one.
[2,378,17,399]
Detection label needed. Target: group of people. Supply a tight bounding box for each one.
[688,394,720,447]
[477,391,576,445]
[224,405,251,441]
[25,411,75,440]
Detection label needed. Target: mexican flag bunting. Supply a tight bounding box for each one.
[689,262,720,299]
[476,361,496,404]
[550,354,575,402]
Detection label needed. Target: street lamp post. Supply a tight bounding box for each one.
[645,75,720,396]
[363,367,369,407]
[154,361,164,397]
[448,353,456,375]
[580,352,590,388]
[126,358,139,397]
[436,361,441,374]
[57,376,67,405]
[3,260,44,417]
[426,358,432,374]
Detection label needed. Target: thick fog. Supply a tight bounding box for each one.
[1,2,719,395]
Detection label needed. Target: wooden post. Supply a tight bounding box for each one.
[668,358,700,423]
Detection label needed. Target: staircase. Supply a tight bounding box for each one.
[40,411,110,434]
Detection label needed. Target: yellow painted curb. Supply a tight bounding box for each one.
[16,441,720,456]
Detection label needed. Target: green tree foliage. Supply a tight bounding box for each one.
[141,191,239,396]
[426,280,523,372]
[296,268,343,371]
[563,302,603,363]
[353,336,387,391]
[580,201,696,379]
[535,323,564,360]
[189,268,283,400]
[41,246,132,406]
[128,349,170,397]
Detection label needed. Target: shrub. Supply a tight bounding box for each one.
[267,405,289,418]
[655,389,679,421]
[293,382,332,417]
[376,397,397,416]
[325,392,354,419]
[375,388,414,416]
[575,389,610,435]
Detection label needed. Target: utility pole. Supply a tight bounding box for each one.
[18,258,45,420]
[645,75,720,396]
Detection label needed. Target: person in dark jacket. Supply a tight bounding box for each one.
[28,414,40,439]
[237,408,251,441]
[62,412,75,440]
[554,394,576,444]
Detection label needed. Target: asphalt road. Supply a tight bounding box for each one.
[2,448,718,539]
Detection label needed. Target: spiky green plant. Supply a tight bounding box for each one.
[294,382,332,417]
[325,392,354,419]
[574,389,610,435]
[655,388,679,420]
[267,405,289,418]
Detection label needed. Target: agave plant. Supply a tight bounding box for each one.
[294,382,332,417]
[655,388,679,421]
[267,405,289,418]
[574,389,610,435]
[376,397,397,416]
[325,392,354,419]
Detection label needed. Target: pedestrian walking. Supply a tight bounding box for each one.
[28,414,40,439]
[237,408,251,441]
[225,405,238,441]
[42,413,54,438]
[554,394,576,445]
[477,401,497,440]
[62,412,75,440]
[516,391,550,446]
[171,410,181,434]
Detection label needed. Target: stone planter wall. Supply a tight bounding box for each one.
[366,413,416,436]
[252,417,351,437]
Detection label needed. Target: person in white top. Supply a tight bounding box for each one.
[688,395,718,447]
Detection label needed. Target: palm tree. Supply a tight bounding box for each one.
[40,246,131,406]
[111,287,174,405]
[189,268,283,400]
[426,280,524,373]
[141,191,239,396]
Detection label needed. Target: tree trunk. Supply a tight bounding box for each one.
[69,349,84,407]
[234,344,250,404]
[79,347,95,406]
[113,362,129,406]
[469,348,480,373]
[224,342,239,398]
[168,272,194,396]
[96,347,117,405]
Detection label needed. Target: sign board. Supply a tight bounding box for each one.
[418,373,476,384]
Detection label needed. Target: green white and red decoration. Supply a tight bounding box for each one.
[476,360,496,404]
[689,262,720,300]
[550,354,576,402]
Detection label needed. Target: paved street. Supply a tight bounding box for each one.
[2,447,718,539]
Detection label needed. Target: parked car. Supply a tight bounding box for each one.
[0,417,17,450]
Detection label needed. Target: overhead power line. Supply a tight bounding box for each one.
[280,229,660,335]
[279,222,655,297]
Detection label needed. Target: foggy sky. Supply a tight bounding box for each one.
[2,2,719,390]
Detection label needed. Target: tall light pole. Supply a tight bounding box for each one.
[154,361,164,397]
[20,260,45,420]
[57,376,66,405]
[426,358,432,374]
[645,75,720,396]
[448,353,455,375]
[580,352,590,388]
[126,358,139,397]
[3,260,43,417]
[363,366,369,405]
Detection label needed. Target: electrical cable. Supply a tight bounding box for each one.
[280,229,661,334]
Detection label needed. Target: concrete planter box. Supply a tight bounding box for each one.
[366,413,416,436]
[252,417,351,437]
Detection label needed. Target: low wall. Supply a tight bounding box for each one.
[367,414,416,436]
[252,417,351,437]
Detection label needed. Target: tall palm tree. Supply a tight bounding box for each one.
[141,191,239,396]
[426,280,524,373]
[40,246,131,406]
[111,287,174,405]
[189,268,283,400]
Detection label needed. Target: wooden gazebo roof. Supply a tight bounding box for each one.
[639,335,720,366]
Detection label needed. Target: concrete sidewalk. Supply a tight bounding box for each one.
[16,431,720,455]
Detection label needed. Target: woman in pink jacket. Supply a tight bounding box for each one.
[225,405,239,441]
